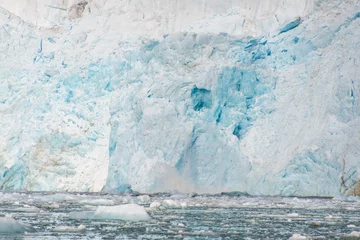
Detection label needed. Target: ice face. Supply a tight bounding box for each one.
[0,0,359,196]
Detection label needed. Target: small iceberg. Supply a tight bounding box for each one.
[53,224,86,232]
[286,213,299,218]
[342,231,360,239]
[149,202,161,209]
[289,234,308,240]
[0,217,35,234]
[69,204,150,221]
[162,200,187,209]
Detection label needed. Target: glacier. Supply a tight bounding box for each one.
[0,0,359,196]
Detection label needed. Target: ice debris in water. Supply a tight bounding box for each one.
[0,217,34,234]
[69,204,150,221]
[53,224,86,232]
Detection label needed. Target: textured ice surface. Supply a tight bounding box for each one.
[0,0,359,196]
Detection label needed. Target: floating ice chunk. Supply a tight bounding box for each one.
[69,211,95,220]
[70,204,150,221]
[162,200,187,208]
[242,202,258,206]
[343,232,360,238]
[149,202,161,209]
[53,224,86,232]
[162,200,179,208]
[180,202,187,208]
[348,225,357,228]
[325,215,342,220]
[287,213,299,218]
[35,194,75,202]
[0,217,34,234]
[137,195,150,204]
[289,234,308,240]
[12,206,40,212]
[193,230,215,236]
[49,203,60,209]
[80,199,115,206]
[94,204,150,221]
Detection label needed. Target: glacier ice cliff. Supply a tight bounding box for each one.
[0,0,359,196]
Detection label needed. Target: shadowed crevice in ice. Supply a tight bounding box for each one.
[280,17,302,34]
[191,86,212,111]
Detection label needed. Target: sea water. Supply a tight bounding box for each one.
[0,192,359,239]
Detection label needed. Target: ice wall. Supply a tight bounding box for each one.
[0,0,359,196]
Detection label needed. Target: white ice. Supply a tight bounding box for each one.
[69,204,151,221]
[0,0,359,196]
[289,234,308,240]
[343,232,360,238]
[0,217,33,234]
[53,224,86,232]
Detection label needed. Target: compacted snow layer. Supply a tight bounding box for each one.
[0,0,359,196]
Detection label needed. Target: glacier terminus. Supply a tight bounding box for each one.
[0,0,359,197]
